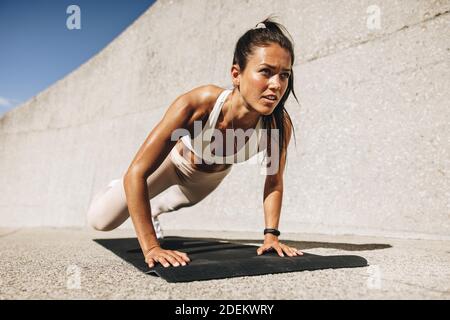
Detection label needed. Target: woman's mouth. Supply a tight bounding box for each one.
[261,95,277,105]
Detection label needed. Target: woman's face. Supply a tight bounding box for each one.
[233,42,292,115]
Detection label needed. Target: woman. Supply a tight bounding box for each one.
[87,17,303,269]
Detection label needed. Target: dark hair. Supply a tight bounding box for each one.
[232,15,298,173]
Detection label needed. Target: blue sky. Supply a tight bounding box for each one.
[0,0,155,117]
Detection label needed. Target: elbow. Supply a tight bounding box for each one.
[123,170,144,193]
[123,172,133,187]
[124,166,147,183]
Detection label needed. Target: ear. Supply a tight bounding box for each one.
[231,64,241,87]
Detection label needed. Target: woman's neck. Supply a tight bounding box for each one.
[222,88,261,130]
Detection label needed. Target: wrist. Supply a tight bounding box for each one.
[263,228,280,242]
[138,230,160,252]
[264,233,278,240]
[264,228,280,237]
[143,243,160,255]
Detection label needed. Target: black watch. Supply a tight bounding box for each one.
[264,228,281,236]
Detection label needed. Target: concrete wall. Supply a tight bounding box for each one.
[1,0,449,240]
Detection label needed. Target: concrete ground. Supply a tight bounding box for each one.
[0,227,448,299]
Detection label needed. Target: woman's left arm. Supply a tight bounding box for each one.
[257,122,303,257]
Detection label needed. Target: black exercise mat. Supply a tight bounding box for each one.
[94,236,368,283]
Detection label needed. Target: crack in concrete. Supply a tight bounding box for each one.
[304,9,450,64]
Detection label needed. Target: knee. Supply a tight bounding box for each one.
[88,219,115,231]
[87,216,116,231]
[152,197,194,215]
[86,204,115,231]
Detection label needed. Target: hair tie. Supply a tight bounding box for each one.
[253,22,266,30]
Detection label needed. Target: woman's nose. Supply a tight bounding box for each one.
[268,75,281,90]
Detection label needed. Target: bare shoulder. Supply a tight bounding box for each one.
[160,84,225,132]
[123,85,227,178]
[182,84,225,115]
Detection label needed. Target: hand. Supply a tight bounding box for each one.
[256,237,303,257]
[144,246,190,268]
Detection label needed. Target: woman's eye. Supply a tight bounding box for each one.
[261,69,290,79]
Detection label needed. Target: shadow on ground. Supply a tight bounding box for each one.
[209,238,392,251]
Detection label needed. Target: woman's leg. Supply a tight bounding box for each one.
[86,146,233,233]
[86,153,185,232]
[166,145,233,209]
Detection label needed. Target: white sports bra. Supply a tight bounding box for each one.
[180,88,264,164]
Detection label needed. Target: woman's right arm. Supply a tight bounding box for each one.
[123,86,214,268]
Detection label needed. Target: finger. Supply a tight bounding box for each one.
[279,244,297,257]
[147,257,155,268]
[168,252,185,266]
[274,246,284,257]
[283,245,295,257]
[257,246,268,255]
[175,252,189,265]
[292,247,304,256]
[173,254,187,266]
[164,254,182,267]
[153,256,163,266]
[174,251,191,262]
[158,256,170,268]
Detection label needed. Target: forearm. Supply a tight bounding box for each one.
[123,174,159,254]
[259,182,301,257]
[263,182,283,232]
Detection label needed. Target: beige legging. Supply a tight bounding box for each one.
[87,145,233,232]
